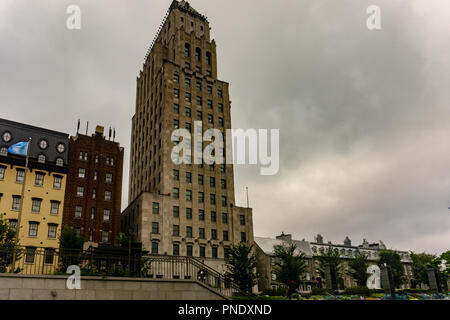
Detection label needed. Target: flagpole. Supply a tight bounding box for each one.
[11,137,32,271]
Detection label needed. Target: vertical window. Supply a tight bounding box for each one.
[173,244,180,256]
[196,96,202,106]
[103,209,110,222]
[173,225,180,237]
[28,222,39,237]
[184,43,190,57]
[173,206,180,218]
[207,86,212,94]
[211,211,217,222]
[89,230,93,241]
[212,247,218,259]
[185,92,191,102]
[48,224,57,239]
[221,196,227,207]
[198,174,204,185]
[173,170,179,181]
[106,173,113,184]
[75,206,82,219]
[221,179,226,189]
[185,78,191,87]
[31,198,42,213]
[186,245,193,257]
[174,88,179,98]
[206,52,211,65]
[222,213,228,224]
[186,190,192,201]
[173,188,179,199]
[152,222,159,234]
[199,228,205,239]
[240,215,246,226]
[151,242,159,254]
[102,231,109,243]
[44,248,55,264]
[174,73,179,83]
[218,89,223,98]
[152,202,160,214]
[211,229,217,240]
[186,172,192,183]
[196,81,202,91]
[218,103,224,113]
[174,119,179,129]
[25,247,36,263]
[198,192,204,203]
[8,219,18,232]
[186,226,193,238]
[186,208,192,220]
[53,176,62,189]
[78,168,86,178]
[223,231,229,241]
[195,47,201,61]
[218,117,224,127]
[185,107,191,117]
[210,177,215,187]
[105,191,112,201]
[196,111,202,121]
[220,164,226,173]
[208,114,213,124]
[16,169,25,183]
[92,189,96,199]
[199,246,206,258]
[12,196,21,210]
[207,100,213,109]
[90,208,95,220]
[50,201,60,215]
[241,232,247,242]
[0,166,5,180]
[210,194,216,205]
[94,171,98,181]
[174,103,179,114]
[199,210,205,221]
[77,186,84,197]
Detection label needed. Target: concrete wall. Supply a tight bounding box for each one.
[0,273,225,300]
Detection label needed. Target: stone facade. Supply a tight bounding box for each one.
[255,233,414,292]
[0,273,225,300]
[122,0,254,273]
[62,126,124,246]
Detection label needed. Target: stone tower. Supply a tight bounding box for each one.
[121,0,254,273]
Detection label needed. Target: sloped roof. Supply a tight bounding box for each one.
[254,237,313,258]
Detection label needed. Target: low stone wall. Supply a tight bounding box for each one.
[0,273,226,300]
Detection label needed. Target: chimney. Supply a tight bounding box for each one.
[276,232,292,242]
[95,125,104,136]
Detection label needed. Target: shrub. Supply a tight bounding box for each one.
[311,288,328,296]
[261,287,288,296]
[343,286,384,296]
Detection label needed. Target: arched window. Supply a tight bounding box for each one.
[206,52,212,65]
[184,43,190,57]
[195,47,201,61]
[56,158,64,167]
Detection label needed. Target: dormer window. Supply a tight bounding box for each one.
[38,154,46,163]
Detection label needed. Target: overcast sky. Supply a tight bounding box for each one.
[1,0,449,255]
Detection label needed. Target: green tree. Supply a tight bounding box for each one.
[0,217,17,272]
[116,230,137,247]
[272,243,308,296]
[224,242,258,294]
[377,250,405,288]
[347,253,370,286]
[410,252,436,287]
[316,247,344,288]
[59,225,84,250]
[0,217,16,247]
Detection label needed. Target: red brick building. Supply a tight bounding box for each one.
[62,125,124,247]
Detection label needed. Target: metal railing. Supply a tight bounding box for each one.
[0,246,243,298]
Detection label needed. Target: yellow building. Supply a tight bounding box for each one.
[0,118,69,273]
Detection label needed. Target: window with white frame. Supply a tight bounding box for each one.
[28,222,38,237]
[103,209,110,222]
[50,201,60,215]
[75,206,82,219]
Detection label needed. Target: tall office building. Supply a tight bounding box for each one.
[122,0,254,273]
[63,125,124,247]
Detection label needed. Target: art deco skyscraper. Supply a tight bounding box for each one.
[122,0,253,273]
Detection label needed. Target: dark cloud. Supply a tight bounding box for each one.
[1,0,449,254]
